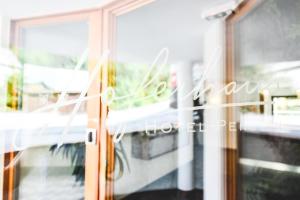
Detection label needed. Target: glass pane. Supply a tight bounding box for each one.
[234,0,300,199]
[107,0,205,199]
[0,20,88,200]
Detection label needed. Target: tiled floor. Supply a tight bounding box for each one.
[18,173,84,200]
[118,145,204,200]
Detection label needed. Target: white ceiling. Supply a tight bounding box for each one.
[0,0,109,19]
[0,0,229,20]
[0,0,230,64]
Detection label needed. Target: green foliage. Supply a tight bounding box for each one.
[6,71,21,109]
[50,143,85,184]
[110,63,171,110]
[16,48,87,70]
[49,141,130,184]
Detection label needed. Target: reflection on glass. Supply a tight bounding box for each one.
[234,0,300,199]
[0,20,88,200]
[107,0,204,199]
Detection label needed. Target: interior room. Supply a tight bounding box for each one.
[0,0,227,199]
[0,0,300,200]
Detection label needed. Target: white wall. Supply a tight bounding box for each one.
[0,0,230,19]
[203,20,225,200]
[0,0,108,19]
[0,16,9,47]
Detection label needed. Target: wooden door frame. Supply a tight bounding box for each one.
[225,0,263,199]
[8,9,103,200]
[5,0,265,199]
[100,1,154,199]
[8,1,155,200]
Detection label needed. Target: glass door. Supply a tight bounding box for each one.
[226,0,300,199]
[1,10,102,200]
[103,0,206,199]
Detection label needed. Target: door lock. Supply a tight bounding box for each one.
[86,128,97,145]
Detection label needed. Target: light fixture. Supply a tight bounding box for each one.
[202,0,239,21]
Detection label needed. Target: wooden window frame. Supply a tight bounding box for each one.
[8,9,103,200]
[6,1,155,200]
[5,0,263,199]
[100,1,154,199]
